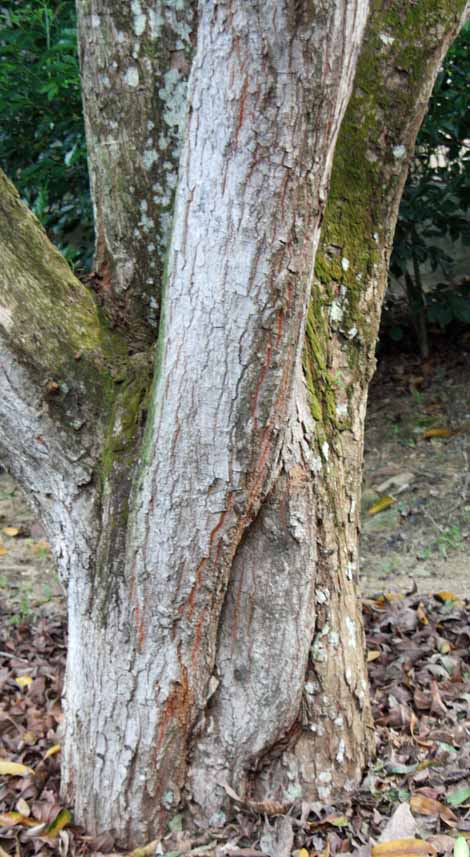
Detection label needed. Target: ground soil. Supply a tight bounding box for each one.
[0,337,468,615]
[361,336,470,597]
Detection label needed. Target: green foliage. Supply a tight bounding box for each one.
[389,23,470,353]
[0,0,93,269]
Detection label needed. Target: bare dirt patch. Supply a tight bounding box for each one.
[0,474,62,619]
[361,340,470,597]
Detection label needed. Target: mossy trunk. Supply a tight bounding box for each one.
[0,0,468,851]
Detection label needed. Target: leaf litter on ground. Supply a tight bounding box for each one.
[0,590,470,855]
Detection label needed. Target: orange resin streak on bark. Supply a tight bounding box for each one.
[153,661,190,765]
[233,77,249,148]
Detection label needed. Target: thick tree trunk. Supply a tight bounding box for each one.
[62,0,370,845]
[0,0,467,851]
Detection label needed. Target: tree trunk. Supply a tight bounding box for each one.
[76,0,197,346]
[62,0,370,845]
[0,0,467,850]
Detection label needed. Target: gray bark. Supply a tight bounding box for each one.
[0,0,467,851]
[76,0,197,346]
[62,0,369,845]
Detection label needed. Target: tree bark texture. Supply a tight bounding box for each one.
[76,0,197,346]
[303,4,470,796]
[62,0,370,845]
[0,0,467,850]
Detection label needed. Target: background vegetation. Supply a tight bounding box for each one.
[387,21,470,355]
[0,0,93,269]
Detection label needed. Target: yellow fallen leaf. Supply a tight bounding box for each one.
[15,676,32,689]
[410,795,457,825]
[0,546,8,556]
[0,811,37,828]
[367,495,397,516]
[372,838,437,857]
[0,760,34,776]
[298,851,310,857]
[435,591,459,603]
[367,650,381,662]
[423,428,452,439]
[3,527,19,537]
[417,603,428,625]
[44,744,61,759]
[16,798,30,817]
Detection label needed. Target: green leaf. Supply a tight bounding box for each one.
[447,786,470,807]
[454,838,470,857]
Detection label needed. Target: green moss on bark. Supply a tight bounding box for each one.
[303,0,466,434]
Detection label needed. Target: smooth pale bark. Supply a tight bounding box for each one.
[62,0,369,845]
[76,0,197,346]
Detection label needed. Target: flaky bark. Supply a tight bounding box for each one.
[76,0,197,346]
[62,0,369,845]
[0,170,123,581]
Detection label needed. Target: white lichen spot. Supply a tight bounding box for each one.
[329,299,344,325]
[346,616,356,647]
[345,667,353,686]
[329,631,339,648]
[336,739,346,763]
[286,784,303,801]
[311,455,322,474]
[336,402,348,419]
[347,324,358,338]
[147,243,155,252]
[393,144,406,160]
[143,149,158,170]
[341,257,350,271]
[116,31,126,43]
[160,211,173,243]
[373,232,379,242]
[318,786,331,801]
[304,682,315,695]
[346,561,355,581]
[131,0,147,37]
[159,67,188,144]
[91,14,100,28]
[162,789,174,808]
[379,32,395,46]
[148,9,164,39]
[147,121,155,131]
[316,588,329,605]
[319,771,332,784]
[321,441,329,461]
[139,212,154,233]
[124,66,140,88]
[335,715,344,728]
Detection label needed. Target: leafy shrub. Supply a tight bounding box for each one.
[388,23,470,355]
[0,0,93,269]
